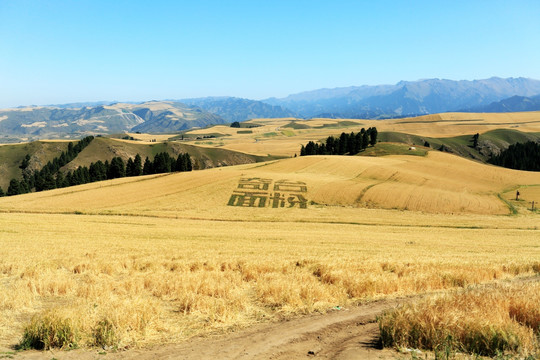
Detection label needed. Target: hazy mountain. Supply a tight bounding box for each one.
[45,101,117,109]
[130,102,225,133]
[467,95,540,113]
[263,77,540,118]
[0,105,143,139]
[0,101,225,141]
[178,97,297,122]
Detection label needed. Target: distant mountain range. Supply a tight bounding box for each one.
[263,77,540,118]
[467,94,540,113]
[0,102,226,142]
[178,97,297,122]
[2,77,540,142]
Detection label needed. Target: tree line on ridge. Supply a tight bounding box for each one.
[300,127,378,156]
[0,136,192,197]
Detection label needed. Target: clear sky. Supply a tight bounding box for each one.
[1,0,540,107]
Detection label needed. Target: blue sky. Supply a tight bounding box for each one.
[1,0,539,107]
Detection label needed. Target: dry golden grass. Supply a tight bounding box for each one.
[1,152,538,216]
[378,281,540,357]
[0,212,539,349]
[0,147,539,351]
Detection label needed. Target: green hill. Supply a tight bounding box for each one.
[0,141,70,190]
[377,129,540,161]
[0,137,275,191]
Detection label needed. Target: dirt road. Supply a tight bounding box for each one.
[9,276,540,359]
[9,298,403,360]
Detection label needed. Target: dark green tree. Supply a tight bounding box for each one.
[347,132,356,155]
[184,153,192,171]
[55,171,68,188]
[489,141,540,171]
[0,186,4,197]
[472,133,479,148]
[176,154,187,171]
[230,121,241,128]
[143,157,153,175]
[362,131,369,149]
[108,157,126,179]
[338,133,348,155]
[89,161,107,182]
[7,179,21,196]
[126,158,135,177]
[19,179,30,194]
[369,127,378,146]
[20,154,31,170]
[153,152,172,173]
[133,154,142,176]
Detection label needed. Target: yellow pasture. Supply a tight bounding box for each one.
[0,209,539,348]
[1,152,539,217]
[178,112,540,156]
[0,142,539,350]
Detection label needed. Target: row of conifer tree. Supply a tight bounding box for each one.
[300,127,378,156]
[488,141,540,171]
[0,136,192,197]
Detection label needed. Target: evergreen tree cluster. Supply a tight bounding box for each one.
[5,136,94,196]
[142,152,192,175]
[488,141,540,171]
[300,127,378,156]
[2,137,192,196]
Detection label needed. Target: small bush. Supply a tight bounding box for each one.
[18,312,78,350]
[92,318,119,348]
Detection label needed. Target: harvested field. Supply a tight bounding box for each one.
[0,148,539,355]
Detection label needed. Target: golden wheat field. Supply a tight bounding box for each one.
[0,144,539,354]
[172,111,540,157]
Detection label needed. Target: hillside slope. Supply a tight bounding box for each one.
[180,111,540,157]
[1,152,538,215]
[0,137,273,190]
[377,128,540,161]
[0,141,70,190]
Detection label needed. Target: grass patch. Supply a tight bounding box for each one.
[170,133,229,140]
[92,318,119,348]
[280,129,295,137]
[261,132,278,138]
[314,121,361,129]
[498,193,518,215]
[237,130,253,134]
[358,143,428,157]
[282,121,311,129]
[18,312,79,350]
[378,282,540,358]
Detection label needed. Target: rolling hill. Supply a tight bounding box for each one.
[1,150,539,216]
[0,137,275,190]
[178,111,540,157]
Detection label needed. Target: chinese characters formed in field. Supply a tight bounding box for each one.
[228,178,308,209]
